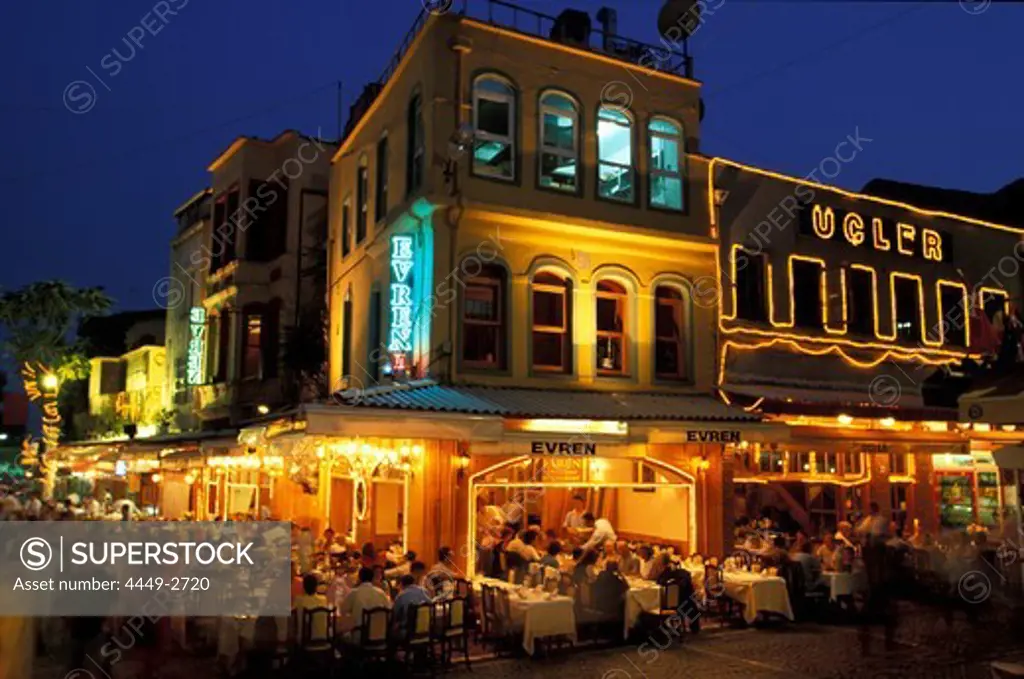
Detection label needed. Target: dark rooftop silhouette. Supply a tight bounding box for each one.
[861,177,1024,227]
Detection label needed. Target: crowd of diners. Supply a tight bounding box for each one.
[732,501,1019,595]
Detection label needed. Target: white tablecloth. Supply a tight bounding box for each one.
[623,578,661,638]
[509,593,577,655]
[722,572,793,624]
[822,571,867,601]
[475,578,576,654]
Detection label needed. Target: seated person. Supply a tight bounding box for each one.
[385,550,417,578]
[597,540,618,568]
[760,536,790,568]
[654,559,700,632]
[371,564,387,592]
[791,542,825,591]
[392,574,432,638]
[616,541,640,576]
[790,530,809,555]
[637,546,657,581]
[506,529,542,562]
[815,533,838,571]
[293,574,329,640]
[339,567,392,643]
[410,560,428,586]
[540,541,562,570]
[573,549,600,585]
[592,560,629,617]
[360,542,378,568]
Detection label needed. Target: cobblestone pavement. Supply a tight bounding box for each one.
[33,601,1024,679]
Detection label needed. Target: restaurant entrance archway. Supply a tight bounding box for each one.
[466,454,696,578]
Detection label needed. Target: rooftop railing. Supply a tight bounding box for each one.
[354,0,693,140]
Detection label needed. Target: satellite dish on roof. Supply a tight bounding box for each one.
[658,0,701,40]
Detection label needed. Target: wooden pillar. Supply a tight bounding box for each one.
[913,453,938,536]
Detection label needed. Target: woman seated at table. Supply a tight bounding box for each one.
[573,550,600,585]
[596,540,618,569]
[760,536,791,568]
[636,545,657,580]
[541,541,562,570]
[815,533,838,571]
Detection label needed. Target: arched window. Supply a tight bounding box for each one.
[596,280,627,375]
[462,263,506,370]
[538,91,579,191]
[649,117,684,211]
[531,271,573,373]
[654,286,688,380]
[406,93,424,195]
[597,106,634,202]
[375,133,389,222]
[472,75,516,180]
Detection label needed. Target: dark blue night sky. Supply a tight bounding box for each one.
[1,0,1021,311]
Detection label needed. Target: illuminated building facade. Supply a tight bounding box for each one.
[711,159,1024,536]
[237,3,773,564]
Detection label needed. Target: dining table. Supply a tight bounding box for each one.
[623,577,662,638]
[683,564,793,624]
[821,570,867,601]
[474,577,577,654]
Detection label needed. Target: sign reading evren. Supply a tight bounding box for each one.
[685,430,741,443]
[800,204,948,263]
[530,441,597,456]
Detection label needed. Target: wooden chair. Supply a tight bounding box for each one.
[438,597,471,669]
[355,607,391,665]
[295,607,336,674]
[703,564,734,624]
[398,602,436,674]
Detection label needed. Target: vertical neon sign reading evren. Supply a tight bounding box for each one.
[187,306,206,385]
[388,235,415,374]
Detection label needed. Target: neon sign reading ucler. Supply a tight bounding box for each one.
[388,235,415,374]
[186,306,206,385]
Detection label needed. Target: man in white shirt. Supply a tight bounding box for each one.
[293,574,330,640]
[339,567,391,642]
[581,513,617,553]
[506,529,542,562]
[562,495,587,535]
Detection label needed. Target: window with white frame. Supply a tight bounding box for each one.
[472,75,515,180]
[648,117,684,210]
[596,280,628,376]
[538,91,578,191]
[597,106,634,202]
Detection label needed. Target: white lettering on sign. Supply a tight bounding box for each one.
[805,204,944,263]
[388,235,414,372]
[187,306,206,386]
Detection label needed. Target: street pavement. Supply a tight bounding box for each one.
[33,600,1024,679]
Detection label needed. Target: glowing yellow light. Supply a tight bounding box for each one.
[837,414,853,425]
[880,417,896,427]
[896,223,916,256]
[40,373,58,391]
[518,419,628,436]
[316,447,325,458]
[872,218,892,251]
[743,397,765,412]
[707,158,1024,235]
[257,404,270,415]
[412,445,424,456]
[184,474,195,485]
[151,473,162,483]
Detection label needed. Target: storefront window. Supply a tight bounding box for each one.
[889,452,907,476]
[760,449,784,473]
[890,484,908,532]
[978,471,1000,526]
[938,474,973,528]
[815,452,838,474]
[789,451,812,473]
[843,452,862,475]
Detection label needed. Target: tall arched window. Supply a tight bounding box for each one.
[406,93,424,195]
[531,271,573,373]
[462,263,507,370]
[597,106,634,202]
[649,117,684,211]
[538,91,579,191]
[654,286,688,380]
[596,280,628,375]
[472,75,516,180]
